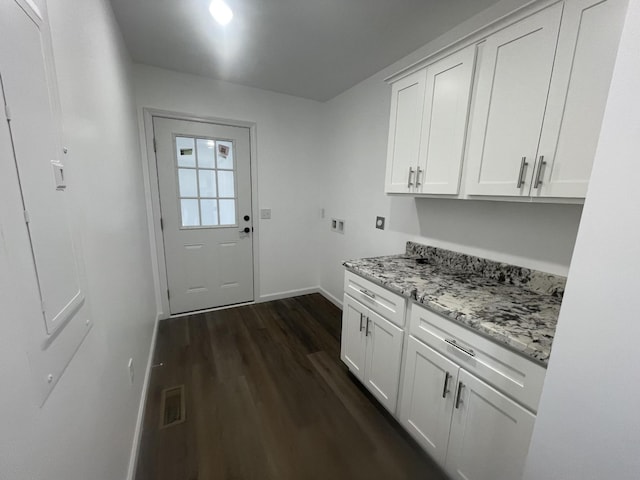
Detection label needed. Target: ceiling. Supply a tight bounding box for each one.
[109,0,501,102]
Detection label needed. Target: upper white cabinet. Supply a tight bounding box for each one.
[466,0,627,198]
[418,46,476,194]
[533,0,628,198]
[465,3,563,197]
[385,46,476,194]
[385,70,427,193]
[386,0,627,200]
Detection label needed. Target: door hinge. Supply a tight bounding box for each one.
[160,217,164,231]
[4,102,11,122]
[167,289,170,300]
[153,138,157,153]
[23,210,30,224]
[41,300,46,315]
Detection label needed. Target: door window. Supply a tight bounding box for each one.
[174,136,236,227]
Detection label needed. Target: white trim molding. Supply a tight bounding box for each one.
[139,108,260,320]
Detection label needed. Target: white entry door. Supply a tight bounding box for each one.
[154,117,254,314]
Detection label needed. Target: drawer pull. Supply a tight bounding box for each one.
[455,381,464,409]
[442,372,451,399]
[445,338,475,357]
[360,288,376,300]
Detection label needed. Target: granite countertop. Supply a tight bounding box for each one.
[343,242,566,365]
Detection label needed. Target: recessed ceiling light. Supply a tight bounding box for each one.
[209,0,233,26]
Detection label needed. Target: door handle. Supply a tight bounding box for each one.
[359,313,364,332]
[416,167,423,187]
[407,167,415,188]
[442,372,451,398]
[239,227,251,233]
[365,317,371,336]
[455,381,464,409]
[517,157,528,188]
[533,156,546,188]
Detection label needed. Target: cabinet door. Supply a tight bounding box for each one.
[465,3,562,196]
[418,45,476,194]
[364,308,404,413]
[385,69,427,193]
[340,295,368,381]
[399,336,459,466]
[445,370,536,480]
[533,0,627,198]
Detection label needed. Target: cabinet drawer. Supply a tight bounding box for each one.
[344,271,406,327]
[410,303,545,412]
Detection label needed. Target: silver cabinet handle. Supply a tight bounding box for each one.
[360,289,376,300]
[407,167,415,187]
[359,313,364,332]
[533,155,546,188]
[455,381,464,409]
[445,338,475,357]
[365,317,371,336]
[442,372,451,398]
[517,156,528,188]
[416,166,423,187]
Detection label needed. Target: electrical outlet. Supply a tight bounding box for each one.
[260,208,271,219]
[376,216,385,230]
[128,358,134,384]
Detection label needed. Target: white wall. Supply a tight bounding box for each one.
[132,64,323,302]
[317,0,583,302]
[0,0,156,479]
[523,1,640,478]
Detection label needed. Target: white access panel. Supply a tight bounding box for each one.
[0,0,84,335]
[0,0,91,405]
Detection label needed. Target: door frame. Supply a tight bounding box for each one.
[141,108,260,319]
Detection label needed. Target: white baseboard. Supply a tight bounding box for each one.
[126,312,160,480]
[258,286,343,309]
[318,287,343,309]
[258,286,320,303]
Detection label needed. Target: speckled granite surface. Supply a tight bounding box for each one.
[343,242,566,365]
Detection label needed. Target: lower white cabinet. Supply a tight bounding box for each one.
[399,336,459,464]
[400,336,536,480]
[342,272,542,480]
[445,369,536,480]
[341,294,404,413]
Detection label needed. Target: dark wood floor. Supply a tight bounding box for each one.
[135,294,447,480]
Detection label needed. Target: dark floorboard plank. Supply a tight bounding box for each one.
[135,293,447,480]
